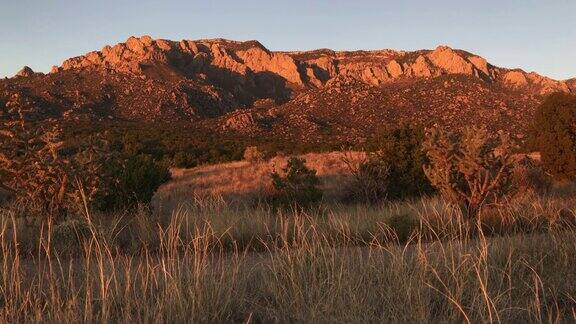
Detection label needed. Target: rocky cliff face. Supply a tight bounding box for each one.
[58,36,303,84]
[55,36,571,96]
[55,36,305,107]
[1,36,574,143]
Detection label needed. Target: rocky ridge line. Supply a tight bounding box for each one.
[50,35,573,95]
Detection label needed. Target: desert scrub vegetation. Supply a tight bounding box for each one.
[511,156,553,196]
[243,145,264,162]
[366,125,435,199]
[0,194,575,322]
[269,157,323,208]
[156,151,365,210]
[343,125,435,203]
[0,119,111,218]
[2,101,576,321]
[63,119,349,169]
[96,154,171,211]
[528,92,576,180]
[423,126,516,219]
[2,124,576,321]
[342,152,391,203]
[0,117,170,217]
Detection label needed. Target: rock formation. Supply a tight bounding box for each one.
[15,66,35,77]
[55,36,571,96]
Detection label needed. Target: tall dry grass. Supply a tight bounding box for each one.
[1,192,575,322]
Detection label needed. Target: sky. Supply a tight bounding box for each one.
[1,0,575,79]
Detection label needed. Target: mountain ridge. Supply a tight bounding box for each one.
[49,35,572,94]
[2,35,574,144]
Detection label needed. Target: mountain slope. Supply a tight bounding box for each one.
[1,35,574,143]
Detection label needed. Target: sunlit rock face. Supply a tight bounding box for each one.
[58,36,570,95]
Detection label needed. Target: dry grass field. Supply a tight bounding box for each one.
[2,194,576,322]
[154,151,366,214]
[2,151,576,322]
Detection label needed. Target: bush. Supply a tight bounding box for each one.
[172,151,196,168]
[511,157,553,196]
[96,154,171,211]
[423,127,516,219]
[368,126,434,199]
[527,92,576,180]
[243,146,264,162]
[342,153,390,204]
[51,219,93,255]
[345,126,434,203]
[0,119,110,219]
[0,117,169,216]
[269,157,323,208]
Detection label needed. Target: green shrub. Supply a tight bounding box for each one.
[270,157,323,208]
[359,126,434,201]
[527,92,576,180]
[64,120,353,169]
[172,151,196,168]
[96,154,171,211]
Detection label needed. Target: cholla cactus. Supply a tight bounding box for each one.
[423,127,515,219]
[0,118,110,219]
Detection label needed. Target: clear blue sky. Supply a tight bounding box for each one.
[1,0,575,79]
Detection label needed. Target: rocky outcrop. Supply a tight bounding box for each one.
[5,36,576,144]
[15,66,36,77]
[57,36,308,107]
[61,36,179,74]
[504,71,529,88]
[526,72,570,93]
[468,56,490,77]
[223,111,257,131]
[407,55,434,77]
[236,46,302,85]
[502,70,569,94]
[386,60,403,78]
[427,46,475,75]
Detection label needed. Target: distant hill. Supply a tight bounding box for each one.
[2,35,574,144]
